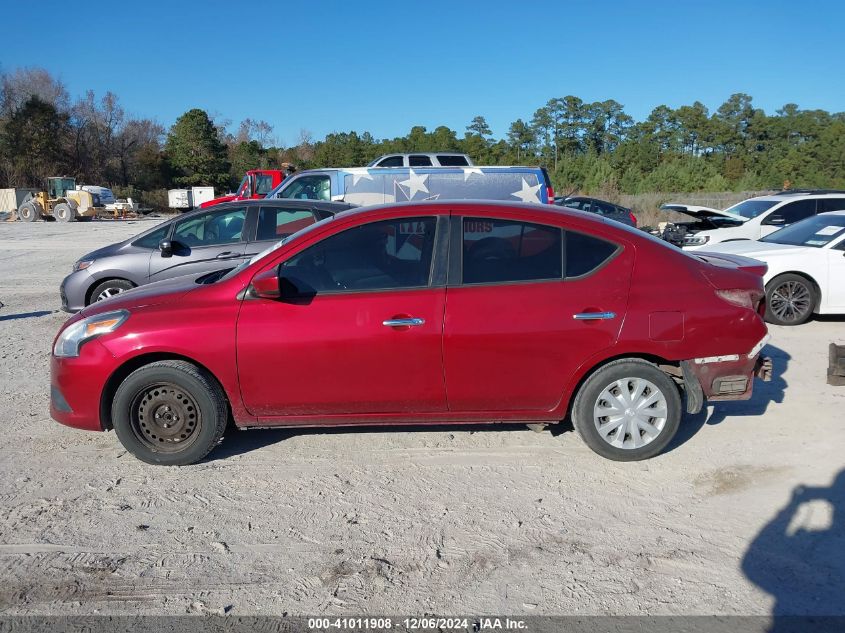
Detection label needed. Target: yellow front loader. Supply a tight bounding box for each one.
[16,177,104,222]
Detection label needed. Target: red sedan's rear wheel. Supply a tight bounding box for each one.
[571,358,681,461]
[112,360,228,465]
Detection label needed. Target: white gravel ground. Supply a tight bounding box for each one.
[0,219,843,617]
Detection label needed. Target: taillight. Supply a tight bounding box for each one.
[629,211,638,226]
[546,186,555,204]
[716,289,763,310]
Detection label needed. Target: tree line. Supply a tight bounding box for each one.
[2,66,844,200]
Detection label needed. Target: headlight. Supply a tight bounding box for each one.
[685,234,710,246]
[53,310,129,358]
[73,260,94,272]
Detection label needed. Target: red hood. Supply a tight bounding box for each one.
[200,195,238,208]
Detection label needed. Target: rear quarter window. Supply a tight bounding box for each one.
[565,231,618,278]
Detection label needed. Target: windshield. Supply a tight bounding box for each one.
[760,214,845,247]
[724,199,779,219]
[215,214,337,283]
[236,175,250,197]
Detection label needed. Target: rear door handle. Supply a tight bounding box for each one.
[573,311,616,320]
[383,318,425,327]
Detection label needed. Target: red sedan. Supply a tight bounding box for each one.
[50,201,772,465]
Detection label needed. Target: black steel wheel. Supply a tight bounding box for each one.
[112,360,228,465]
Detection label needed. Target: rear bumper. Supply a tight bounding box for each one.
[681,336,772,413]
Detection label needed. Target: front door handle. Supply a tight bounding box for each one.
[573,311,616,320]
[383,317,425,327]
[216,251,240,259]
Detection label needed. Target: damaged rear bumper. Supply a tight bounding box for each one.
[680,335,772,414]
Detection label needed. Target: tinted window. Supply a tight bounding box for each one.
[255,174,275,195]
[376,156,404,167]
[462,218,562,284]
[765,199,817,225]
[173,208,246,247]
[133,224,170,249]
[818,198,845,213]
[566,231,617,277]
[409,155,433,167]
[563,199,587,210]
[281,217,436,294]
[437,155,469,166]
[279,175,331,201]
[256,207,317,241]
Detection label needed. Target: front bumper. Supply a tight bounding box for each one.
[50,339,117,431]
[60,271,91,313]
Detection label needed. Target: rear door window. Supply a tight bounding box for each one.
[255,207,317,241]
[818,198,845,213]
[461,218,562,284]
[565,231,618,277]
[436,155,469,166]
[409,155,433,167]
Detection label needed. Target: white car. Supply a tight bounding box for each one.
[704,211,845,325]
[660,190,845,250]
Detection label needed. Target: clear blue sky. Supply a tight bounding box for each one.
[4,0,844,144]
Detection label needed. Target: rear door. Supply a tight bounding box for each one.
[148,206,247,281]
[442,214,631,413]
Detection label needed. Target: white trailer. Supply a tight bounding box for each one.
[190,186,215,207]
[167,189,191,210]
[0,188,39,217]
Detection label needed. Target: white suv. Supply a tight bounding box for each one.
[660,190,845,250]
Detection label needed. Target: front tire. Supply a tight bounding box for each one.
[112,360,229,465]
[765,273,816,326]
[571,358,681,461]
[17,201,41,222]
[89,279,135,304]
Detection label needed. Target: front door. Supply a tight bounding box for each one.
[236,215,448,418]
[148,206,248,281]
[443,216,632,413]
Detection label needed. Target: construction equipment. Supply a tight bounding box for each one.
[16,177,105,223]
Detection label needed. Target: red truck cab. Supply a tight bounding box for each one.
[200,168,290,208]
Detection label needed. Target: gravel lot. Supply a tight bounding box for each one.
[0,219,843,617]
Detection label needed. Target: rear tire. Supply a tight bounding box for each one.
[765,273,816,326]
[17,201,41,222]
[54,202,77,222]
[571,358,681,461]
[112,360,229,466]
[89,279,135,304]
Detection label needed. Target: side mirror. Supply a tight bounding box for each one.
[766,214,786,226]
[250,268,281,299]
[158,240,173,257]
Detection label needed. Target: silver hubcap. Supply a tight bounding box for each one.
[593,378,668,450]
[96,287,125,301]
[770,281,811,322]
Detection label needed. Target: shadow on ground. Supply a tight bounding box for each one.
[0,310,57,322]
[743,469,845,627]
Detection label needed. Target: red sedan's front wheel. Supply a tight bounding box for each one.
[112,360,229,465]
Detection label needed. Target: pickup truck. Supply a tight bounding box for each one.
[200,168,293,208]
